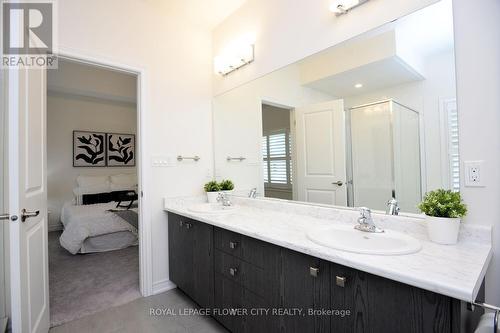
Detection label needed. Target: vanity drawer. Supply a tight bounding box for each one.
[214,228,266,267]
[215,250,265,297]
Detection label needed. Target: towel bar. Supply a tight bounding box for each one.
[177,155,200,162]
[227,156,246,161]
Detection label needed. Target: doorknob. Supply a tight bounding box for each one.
[20,209,39,222]
[332,181,343,186]
[1,213,18,222]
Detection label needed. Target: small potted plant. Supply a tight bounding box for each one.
[418,189,467,245]
[219,179,234,193]
[204,180,221,203]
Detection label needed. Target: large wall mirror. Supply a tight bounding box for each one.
[213,0,458,214]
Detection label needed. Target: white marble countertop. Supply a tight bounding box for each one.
[163,195,492,302]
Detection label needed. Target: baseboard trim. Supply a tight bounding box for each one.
[152,279,176,295]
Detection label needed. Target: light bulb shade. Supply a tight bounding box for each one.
[214,39,255,76]
[330,0,362,14]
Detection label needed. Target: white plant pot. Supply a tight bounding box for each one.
[206,191,220,203]
[426,215,461,245]
[221,190,233,194]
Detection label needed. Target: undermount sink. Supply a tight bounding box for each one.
[188,203,238,214]
[307,225,422,255]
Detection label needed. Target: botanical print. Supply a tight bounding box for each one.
[73,131,106,167]
[107,133,136,166]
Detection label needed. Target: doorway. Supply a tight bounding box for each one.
[261,103,295,200]
[46,57,142,327]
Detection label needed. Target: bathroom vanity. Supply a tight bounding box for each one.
[164,196,492,333]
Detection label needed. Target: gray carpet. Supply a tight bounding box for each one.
[49,231,141,328]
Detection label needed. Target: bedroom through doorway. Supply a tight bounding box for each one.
[46,57,141,328]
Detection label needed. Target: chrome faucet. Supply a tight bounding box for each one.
[248,187,257,199]
[354,207,384,233]
[217,192,232,207]
[386,198,400,215]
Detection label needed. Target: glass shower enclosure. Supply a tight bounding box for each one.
[347,99,422,213]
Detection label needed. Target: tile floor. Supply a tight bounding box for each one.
[49,289,227,333]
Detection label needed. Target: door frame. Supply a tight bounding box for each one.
[260,99,297,200]
[54,48,153,296]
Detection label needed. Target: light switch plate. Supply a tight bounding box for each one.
[152,156,176,167]
[464,160,485,187]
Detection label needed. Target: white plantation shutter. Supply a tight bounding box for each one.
[447,102,460,192]
[442,99,460,192]
[262,130,292,186]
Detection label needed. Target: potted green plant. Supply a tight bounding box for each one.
[204,180,221,203]
[219,179,234,193]
[418,189,467,245]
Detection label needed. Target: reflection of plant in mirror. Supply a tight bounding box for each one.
[418,189,467,218]
[219,179,234,191]
[204,181,220,192]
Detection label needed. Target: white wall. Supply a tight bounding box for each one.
[453,0,500,305]
[47,94,137,230]
[212,0,438,95]
[57,0,214,293]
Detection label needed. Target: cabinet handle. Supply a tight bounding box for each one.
[229,241,238,249]
[229,267,238,276]
[185,222,192,230]
[309,267,319,277]
[336,276,347,287]
[179,220,184,227]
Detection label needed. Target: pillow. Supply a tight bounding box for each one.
[81,192,112,205]
[110,184,137,191]
[73,183,111,196]
[110,174,137,186]
[77,175,110,187]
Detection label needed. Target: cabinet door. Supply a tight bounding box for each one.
[330,263,452,333]
[281,250,330,333]
[168,213,191,291]
[191,219,214,308]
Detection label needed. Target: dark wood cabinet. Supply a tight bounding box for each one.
[168,213,482,333]
[330,263,453,333]
[168,213,214,308]
[281,250,331,333]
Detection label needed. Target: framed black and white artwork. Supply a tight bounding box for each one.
[73,131,106,167]
[106,133,136,166]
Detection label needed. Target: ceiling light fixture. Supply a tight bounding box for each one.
[355,83,363,88]
[214,33,256,76]
[330,0,369,16]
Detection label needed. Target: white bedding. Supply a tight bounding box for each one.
[60,201,138,254]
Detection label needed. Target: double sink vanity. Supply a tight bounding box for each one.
[164,196,492,333]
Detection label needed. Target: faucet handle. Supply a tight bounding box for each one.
[358,207,371,218]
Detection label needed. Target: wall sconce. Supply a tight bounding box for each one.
[214,34,255,76]
[330,0,369,15]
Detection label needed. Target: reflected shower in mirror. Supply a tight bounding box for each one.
[213,0,458,214]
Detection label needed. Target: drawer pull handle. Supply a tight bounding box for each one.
[336,276,347,287]
[229,241,238,249]
[185,222,192,229]
[179,220,184,227]
[309,267,319,277]
[229,267,238,276]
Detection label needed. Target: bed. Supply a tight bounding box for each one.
[60,200,138,254]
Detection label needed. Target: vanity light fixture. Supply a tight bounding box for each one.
[330,0,369,15]
[354,83,363,88]
[214,34,255,76]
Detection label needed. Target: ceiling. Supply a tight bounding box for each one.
[303,56,423,97]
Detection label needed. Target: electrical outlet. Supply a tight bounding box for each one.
[464,160,485,187]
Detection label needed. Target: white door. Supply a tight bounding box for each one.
[295,100,347,205]
[7,64,50,333]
